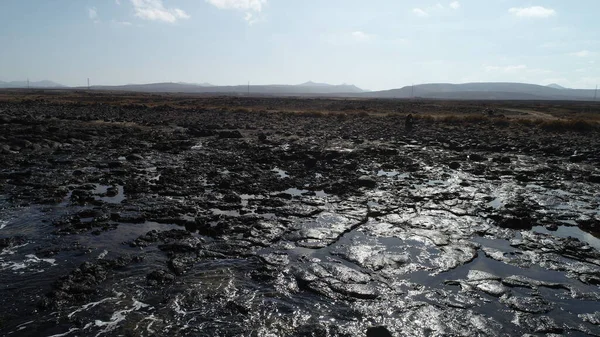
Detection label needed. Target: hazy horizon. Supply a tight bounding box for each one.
[0,79,595,92]
[1,0,598,90]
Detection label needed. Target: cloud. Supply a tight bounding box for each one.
[509,6,556,18]
[570,50,593,57]
[351,31,372,41]
[413,3,458,17]
[206,0,267,24]
[130,0,190,23]
[244,12,260,25]
[206,0,266,12]
[412,8,429,17]
[115,0,121,5]
[88,7,98,20]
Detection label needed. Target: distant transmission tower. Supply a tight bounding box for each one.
[27,78,30,89]
[87,78,90,90]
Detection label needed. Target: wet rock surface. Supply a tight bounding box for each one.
[1,97,600,336]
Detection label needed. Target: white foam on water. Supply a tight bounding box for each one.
[68,295,120,319]
[0,243,28,256]
[0,252,56,272]
[0,220,7,230]
[134,314,160,334]
[93,297,149,336]
[97,250,108,260]
[46,328,80,337]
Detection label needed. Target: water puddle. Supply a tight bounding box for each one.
[377,170,408,178]
[211,208,241,217]
[532,225,600,250]
[281,188,308,197]
[272,167,289,179]
[94,184,126,204]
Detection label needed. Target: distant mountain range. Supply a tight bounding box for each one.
[0,80,65,88]
[87,81,365,95]
[364,82,597,101]
[1,80,597,100]
[546,83,567,90]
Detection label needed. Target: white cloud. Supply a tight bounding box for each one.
[206,0,267,24]
[130,0,190,23]
[88,7,98,20]
[412,8,429,17]
[244,12,261,25]
[173,8,190,19]
[206,0,266,12]
[413,3,458,17]
[570,50,592,57]
[509,6,556,18]
[351,31,372,41]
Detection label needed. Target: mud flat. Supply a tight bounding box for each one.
[1,92,600,336]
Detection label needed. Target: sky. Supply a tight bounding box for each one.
[0,0,598,90]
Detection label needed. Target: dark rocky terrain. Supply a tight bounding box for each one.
[0,92,599,336]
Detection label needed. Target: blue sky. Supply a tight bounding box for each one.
[0,0,598,90]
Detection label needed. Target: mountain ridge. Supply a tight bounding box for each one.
[363,82,596,101]
[2,80,597,100]
[0,80,65,88]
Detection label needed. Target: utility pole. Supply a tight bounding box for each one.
[27,78,30,89]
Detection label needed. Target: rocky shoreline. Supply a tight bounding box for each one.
[1,95,600,336]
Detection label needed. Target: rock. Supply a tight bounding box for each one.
[579,312,600,325]
[1,144,13,153]
[357,175,377,188]
[218,130,243,139]
[41,256,140,309]
[146,270,175,286]
[501,294,553,314]
[106,186,119,197]
[494,215,535,229]
[70,189,94,205]
[258,133,267,142]
[367,326,394,337]
[449,161,461,169]
[126,153,144,161]
[570,154,586,163]
[188,128,215,137]
[578,217,599,234]
[107,161,123,168]
[223,192,241,203]
[304,156,318,169]
[469,153,486,162]
[588,175,600,184]
[168,255,196,276]
[0,236,27,249]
